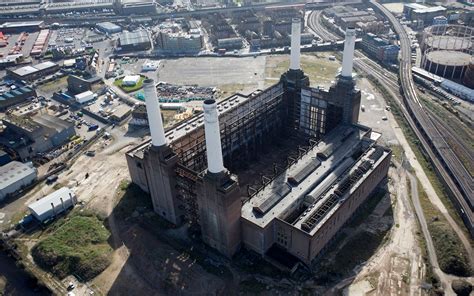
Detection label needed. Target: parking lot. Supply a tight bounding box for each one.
[49,27,86,50]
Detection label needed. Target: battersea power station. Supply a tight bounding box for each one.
[126,19,391,266]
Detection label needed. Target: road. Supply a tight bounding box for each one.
[407,173,454,294]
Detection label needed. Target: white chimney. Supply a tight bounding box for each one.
[290,18,301,71]
[143,78,167,147]
[203,99,225,174]
[341,27,356,78]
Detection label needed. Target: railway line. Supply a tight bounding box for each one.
[308,6,473,235]
[370,1,473,235]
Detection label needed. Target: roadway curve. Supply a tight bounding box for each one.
[368,0,473,238]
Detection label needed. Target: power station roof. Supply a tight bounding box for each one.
[241,125,373,228]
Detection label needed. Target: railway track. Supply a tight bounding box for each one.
[369,1,473,235]
[308,5,473,235]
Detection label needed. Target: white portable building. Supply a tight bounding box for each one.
[75,90,96,104]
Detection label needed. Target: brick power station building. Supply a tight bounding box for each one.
[126,20,391,267]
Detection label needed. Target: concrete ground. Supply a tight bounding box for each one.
[157,56,267,91]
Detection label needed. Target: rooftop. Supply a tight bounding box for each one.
[34,61,57,71]
[119,30,150,46]
[241,124,372,228]
[0,161,36,190]
[32,113,73,133]
[413,6,446,13]
[404,3,428,10]
[0,21,44,28]
[28,187,74,216]
[97,22,121,31]
[12,65,38,77]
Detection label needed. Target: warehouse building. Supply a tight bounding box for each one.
[0,86,36,111]
[126,23,391,265]
[7,61,59,81]
[0,161,37,201]
[118,30,151,52]
[0,114,75,160]
[96,22,122,34]
[28,187,76,222]
[0,21,44,33]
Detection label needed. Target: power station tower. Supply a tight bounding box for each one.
[280,18,310,134]
[142,79,182,224]
[331,27,361,124]
[196,99,242,257]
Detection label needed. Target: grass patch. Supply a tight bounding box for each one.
[417,181,471,277]
[38,76,68,93]
[31,214,113,281]
[264,53,339,88]
[113,75,145,93]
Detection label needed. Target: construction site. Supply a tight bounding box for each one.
[126,20,391,267]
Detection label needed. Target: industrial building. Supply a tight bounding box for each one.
[0,114,75,160]
[155,21,203,54]
[28,187,76,222]
[96,22,122,34]
[126,22,391,265]
[0,161,37,201]
[118,30,151,52]
[361,33,399,64]
[0,86,36,111]
[67,75,102,95]
[7,61,59,82]
[404,4,446,28]
[116,0,157,15]
[0,21,44,33]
